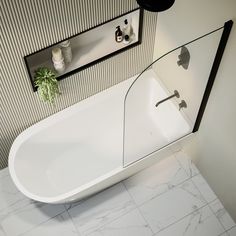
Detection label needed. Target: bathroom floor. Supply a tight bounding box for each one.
[0,151,235,236]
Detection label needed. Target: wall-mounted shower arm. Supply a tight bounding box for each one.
[155,90,180,107]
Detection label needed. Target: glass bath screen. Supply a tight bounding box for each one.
[123,27,225,166]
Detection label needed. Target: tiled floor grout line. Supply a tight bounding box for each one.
[152,202,209,235]
[0,200,38,222]
[225,225,236,234]
[134,174,193,209]
[63,173,194,235]
[208,199,231,234]
[65,183,138,236]
[227,225,236,231]
[174,153,198,179]
[17,206,68,236]
[65,206,82,236]
[122,181,155,235]
[150,175,221,235]
[121,165,214,236]
[0,197,29,214]
[189,178,217,203]
[219,230,230,236]
[135,152,227,235]
[64,199,86,212]
[209,204,229,236]
[190,176,231,236]
[174,152,230,234]
[71,205,137,236]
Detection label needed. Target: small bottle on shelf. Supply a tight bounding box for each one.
[123,19,133,36]
[115,26,123,42]
[122,19,134,44]
[52,47,65,74]
[123,35,131,44]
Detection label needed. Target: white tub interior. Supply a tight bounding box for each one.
[9,69,191,201]
[124,70,191,165]
[12,79,127,198]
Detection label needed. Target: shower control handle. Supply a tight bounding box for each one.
[179,100,187,110]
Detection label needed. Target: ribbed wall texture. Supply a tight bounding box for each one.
[0,0,158,169]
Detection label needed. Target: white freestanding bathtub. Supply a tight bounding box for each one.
[9,69,191,204]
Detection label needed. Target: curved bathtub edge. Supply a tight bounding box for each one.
[9,131,194,204]
[59,133,194,204]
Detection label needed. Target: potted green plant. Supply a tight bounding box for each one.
[34,67,61,104]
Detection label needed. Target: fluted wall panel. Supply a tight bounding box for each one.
[0,0,158,169]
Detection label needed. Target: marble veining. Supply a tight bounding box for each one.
[175,151,199,178]
[210,199,236,231]
[87,209,153,236]
[67,183,136,235]
[22,211,78,236]
[227,226,236,236]
[0,199,66,236]
[153,205,225,236]
[192,174,217,203]
[124,154,189,205]
[138,180,206,233]
[0,151,235,236]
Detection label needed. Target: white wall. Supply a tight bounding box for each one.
[153,0,236,220]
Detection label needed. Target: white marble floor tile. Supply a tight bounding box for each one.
[87,209,153,236]
[22,211,79,236]
[210,199,236,231]
[0,169,9,179]
[175,151,199,177]
[124,155,189,205]
[192,174,217,203]
[0,228,6,236]
[139,179,206,233]
[153,205,224,236]
[227,226,236,236]
[68,183,135,236]
[0,199,66,236]
[0,168,25,211]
